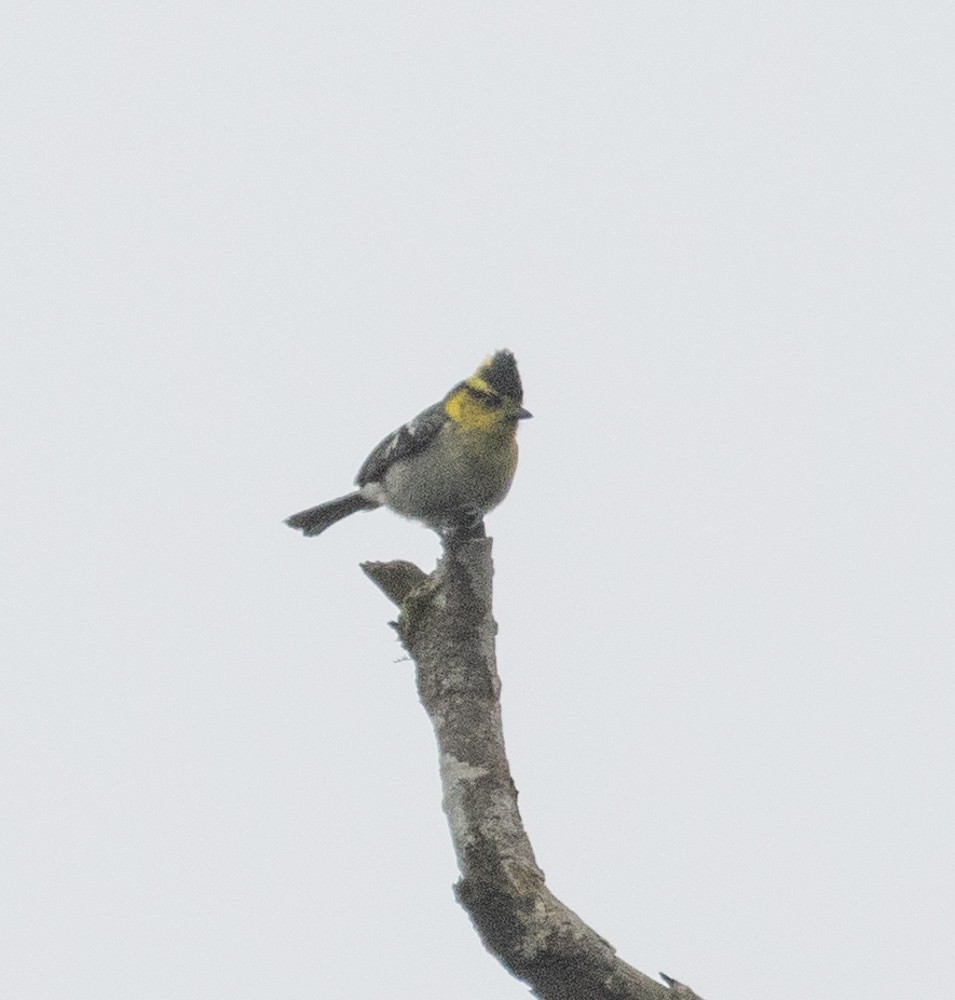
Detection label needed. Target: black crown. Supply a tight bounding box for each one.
[482,350,523,404]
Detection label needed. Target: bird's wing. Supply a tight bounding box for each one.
[355,399,448,486]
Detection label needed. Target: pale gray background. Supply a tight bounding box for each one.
[3,4,952,998]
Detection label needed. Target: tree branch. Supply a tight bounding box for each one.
[361,537,705,1000]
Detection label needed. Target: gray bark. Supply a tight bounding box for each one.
[362,535,705,1000]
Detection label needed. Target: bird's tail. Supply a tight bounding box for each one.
[285,491,378,537]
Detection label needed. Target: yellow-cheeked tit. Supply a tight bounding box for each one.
[285,350,531,538]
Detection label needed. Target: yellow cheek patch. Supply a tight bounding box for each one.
[444,388,502,431]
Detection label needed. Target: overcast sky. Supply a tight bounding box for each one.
[3,4,953,999]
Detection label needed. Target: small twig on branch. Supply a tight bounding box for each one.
[361,536,706,1000]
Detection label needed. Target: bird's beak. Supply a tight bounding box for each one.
[518,407,533,419]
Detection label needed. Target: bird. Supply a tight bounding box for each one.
[285,350,531,539]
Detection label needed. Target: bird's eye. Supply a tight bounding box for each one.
[465,385,502,407]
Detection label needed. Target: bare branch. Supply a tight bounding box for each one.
[363,536,706,1000]
[361,559,428,605]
